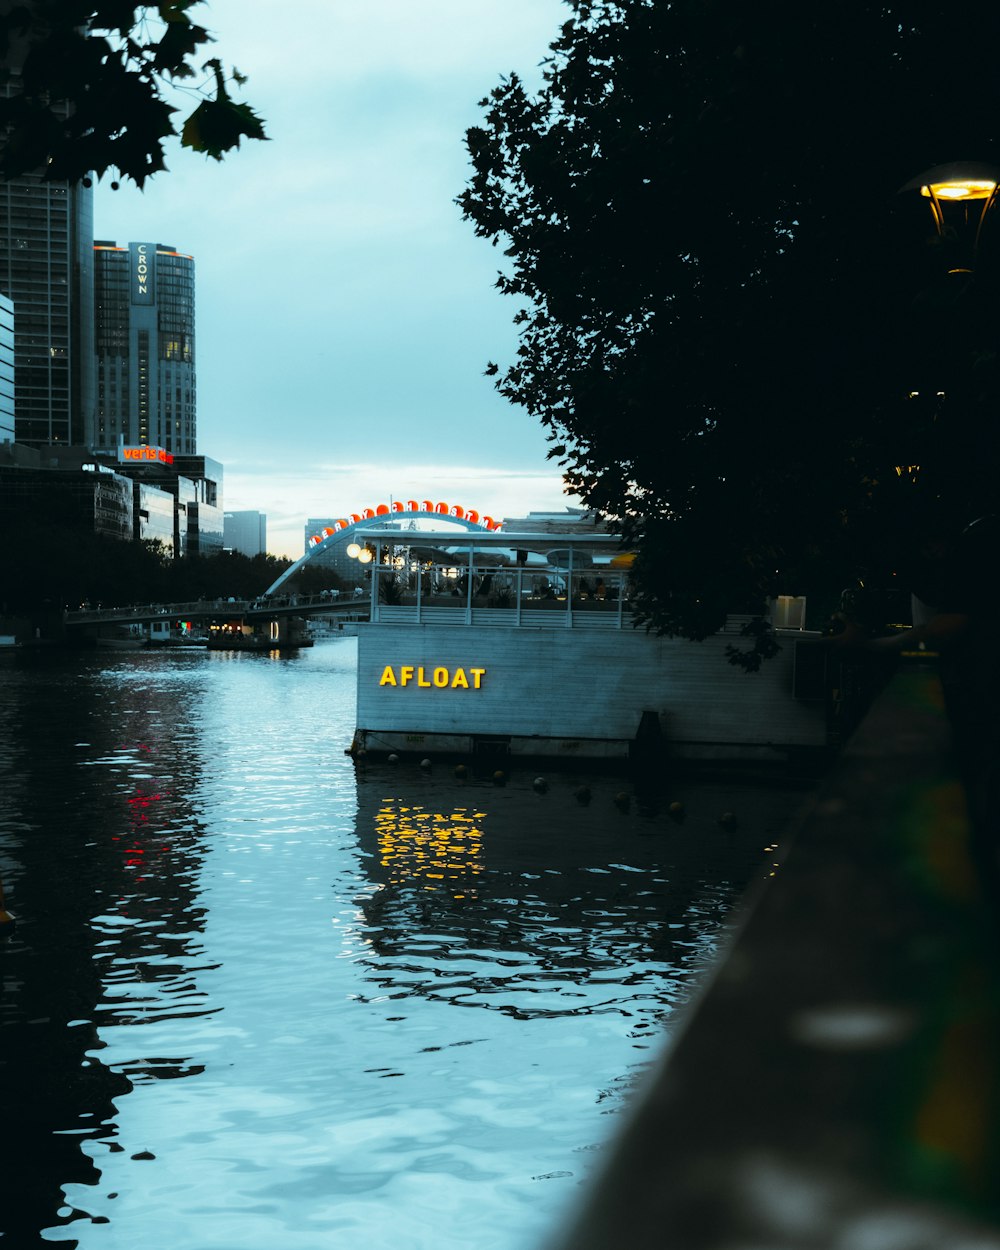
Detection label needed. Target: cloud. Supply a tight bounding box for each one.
[95,0,577,562]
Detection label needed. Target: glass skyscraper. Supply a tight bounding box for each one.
[93,241,196,455]
[0,173,95,446]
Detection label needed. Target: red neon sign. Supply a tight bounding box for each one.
[121,445,174,465]
[307,500,503,547]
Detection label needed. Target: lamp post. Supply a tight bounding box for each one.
[890,161,1000,497]
[898,161,1000,272]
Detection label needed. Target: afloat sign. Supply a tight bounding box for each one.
[120,445,173,464]
[379,665,486,690]
[307,499,503,547]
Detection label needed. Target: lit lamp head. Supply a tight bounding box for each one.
[899,161,1000,270]
[358,548,373,564]
[346,542,362,559]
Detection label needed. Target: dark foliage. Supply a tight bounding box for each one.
[0,528,344,614]
[0,1,266,186]
[460,1,1000,666]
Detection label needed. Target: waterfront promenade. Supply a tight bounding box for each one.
[548,662,1000,1248]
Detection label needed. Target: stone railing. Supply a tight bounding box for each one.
[544,663,1000,1248]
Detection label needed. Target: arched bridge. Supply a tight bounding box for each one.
[265,501,504,597]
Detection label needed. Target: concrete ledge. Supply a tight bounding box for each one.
[545,665,1000,1249]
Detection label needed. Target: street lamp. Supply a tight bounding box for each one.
[890,160,1000,500]
[899,161,1000,272]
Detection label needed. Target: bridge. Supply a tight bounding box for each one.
[266,501,506,596]
[62,592,371,630]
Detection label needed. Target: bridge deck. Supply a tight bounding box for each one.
[63,594,370,627]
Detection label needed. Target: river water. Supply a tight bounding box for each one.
[0,640,802,1249]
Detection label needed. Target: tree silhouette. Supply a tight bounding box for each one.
[461,1,1000,665]
[0,1,266,186]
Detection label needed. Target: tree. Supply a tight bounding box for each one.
[0,1,266,186]
[460,1,1000,666]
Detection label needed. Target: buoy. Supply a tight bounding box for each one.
[668,801,686,823]
[719,811,738,829]
[574,785,592,805]
[419,758,432,771]
[614,791,631,812]
[387,753,399,764]
[492,770,507,786]
[454,763,468,779]
[354,748,367,761]
[532,776,548,793]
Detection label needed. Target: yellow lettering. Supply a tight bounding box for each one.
[378,663,486,690]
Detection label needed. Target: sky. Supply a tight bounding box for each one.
[93,0,580,559]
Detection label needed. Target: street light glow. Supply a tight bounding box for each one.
[920,178,997,201]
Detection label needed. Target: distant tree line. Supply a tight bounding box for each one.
[0,526,345,616]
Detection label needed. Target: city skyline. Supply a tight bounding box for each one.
[93,0,580,558]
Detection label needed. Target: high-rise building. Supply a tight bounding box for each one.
[93,241,196,455]
[0,174,95,446]
[224,510,267,557]
[0,292,13,443]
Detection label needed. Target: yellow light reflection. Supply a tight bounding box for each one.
[374,801,486,897]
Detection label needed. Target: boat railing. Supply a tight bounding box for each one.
[369,562,634,628]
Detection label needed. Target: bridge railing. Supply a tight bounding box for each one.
[64,599,251,625]
[63,593,370,627]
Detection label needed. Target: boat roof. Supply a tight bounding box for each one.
[352,527,625,550]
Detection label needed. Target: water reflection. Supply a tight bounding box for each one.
[374,800,487,896]
[0,645,806,1249]
[0,651,212,1243]
[351,767,792,1029]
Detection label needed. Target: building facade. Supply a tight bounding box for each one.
[0,441,132,542]
[0,174,95,446]
[0,292,13,443]
[224,510,267,557]
[93,241,196,455]
[105,447,224,556]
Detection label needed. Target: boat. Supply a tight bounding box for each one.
[344,520,831,767]
[207,622,314,651]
